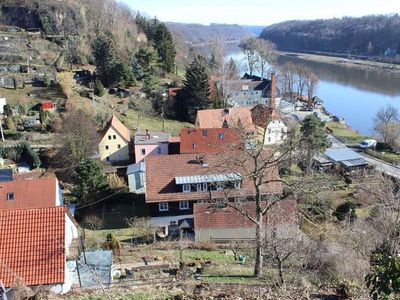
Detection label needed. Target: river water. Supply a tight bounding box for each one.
[225,49,400,135]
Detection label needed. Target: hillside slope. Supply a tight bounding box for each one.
[167,22,252,45]
[260,15,400,57]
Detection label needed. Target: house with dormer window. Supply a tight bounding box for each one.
[144,152,282,235]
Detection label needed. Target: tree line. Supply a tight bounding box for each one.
[260,14,400,57]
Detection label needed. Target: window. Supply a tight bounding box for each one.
[196,183,208,192]
[108,135,112,140]
[7,192,14,201]
[157,147,162,154]
[218,133,225,140]
[268,137,271,142]
[234,181,241,189]
[113,135,116,139]
[117,144,121,149]
[182,184,191,193]
[141,148,146,155]
[170,221,177,226]
[179,201,189,210]
[159,202,169,212]
[192,143,197,149]
[105,145,109,150]
[216,182,224,190]
[106,156,110,161]
[268,129,272,134]
[202,129,208,136]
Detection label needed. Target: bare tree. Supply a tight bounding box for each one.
[207,116,301,278]
[240,37,258,76]
[125,217,160,245]
[54,110,98,176]
[278,63,296,100]
[373,104,400,149]
[253,39,277,79]
[304,71,319,106]
[84,215,104,232]
[56,72,75,100]
[265,225,309,286]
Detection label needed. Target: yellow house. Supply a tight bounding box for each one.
[99,116,131,163]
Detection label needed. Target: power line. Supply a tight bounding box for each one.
[75,187,129,210]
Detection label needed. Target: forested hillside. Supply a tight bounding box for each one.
[167,22,252,45]
[260,15,400,57]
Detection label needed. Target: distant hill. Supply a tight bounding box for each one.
[240,25,266,37]
[167,22,252,46]
[260,15,400,57]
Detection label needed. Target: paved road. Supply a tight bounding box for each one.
[327,134,400,179]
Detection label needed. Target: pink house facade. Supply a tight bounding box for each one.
[134,129,171,162]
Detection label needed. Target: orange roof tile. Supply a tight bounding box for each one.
[180,128,241,154]
[0,177,58,210]
[0,206,66,287]
[100,115,131,142]
[145,152,282,203]
[196,108,256,132]
[194,200,298,229]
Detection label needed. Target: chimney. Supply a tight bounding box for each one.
[270,73,276,109]
[145,129,150,139]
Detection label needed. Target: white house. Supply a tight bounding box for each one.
[264,118,288,145]
[0,98,6,114]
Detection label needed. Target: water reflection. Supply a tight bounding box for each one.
[277,55,400,97]
[222,48,400,135]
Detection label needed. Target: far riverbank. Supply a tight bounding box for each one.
[279,51,400,74]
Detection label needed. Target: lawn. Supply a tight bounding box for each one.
[326,121,370,144]
[121,109,193,136]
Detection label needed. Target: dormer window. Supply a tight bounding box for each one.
[182,184,191,193]
[203,129,208,136]
[218,133,225,140]
[192,143,197,149]
[7,192,14,200]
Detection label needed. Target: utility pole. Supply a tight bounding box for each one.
[0,117,4,142]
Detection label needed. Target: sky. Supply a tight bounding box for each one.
[122,0,400,26]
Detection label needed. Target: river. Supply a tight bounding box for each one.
[225,49,400,135]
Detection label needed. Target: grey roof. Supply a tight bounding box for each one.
[175,173,242,185]
[341,158,368,167]
[324,148,368,167]
[313,153,332,165]
[127,161,146,175]
[134,129,171,145]
[324,148,363,162]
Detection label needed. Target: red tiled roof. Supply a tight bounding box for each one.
[100,115,131,142]
[0,177,58,210]
[0,206,66,287]
[195,108,256,132]
[41,100,54,110]
[168,87,181,98]
[194,199,298,229]
[180,128,241,154]
[145,152,282,203]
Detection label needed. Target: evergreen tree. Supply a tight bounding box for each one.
[300,115,330,169]
[153,23,176,73]
[121,64,136,87]
[3,104,12,117]
[72,158,108,205]
[94,79,105,97]
[179,57,210,122]
[133,47,157,80]
[92,33,123,87]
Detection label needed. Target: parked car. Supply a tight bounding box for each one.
[358,139,377,149]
